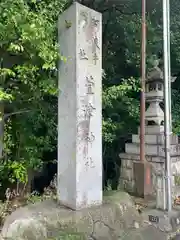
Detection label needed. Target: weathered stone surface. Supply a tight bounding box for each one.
[172,162,180,175]
[125,143,180,157]
[138,125,164,135]
[120,225,167,240]
[118,179,127,190]
[142,208,180,235]
[120,153,180,164]
[174,234,180,239]
[121,159,133,169]
[1,191,143,240]
[132,134,178,145]
[121,168,133,181]
[119,152,180,198]
[58,2,102,210]
[132,134,158,144]
[118,179,135,193]
[126,180,135,193]
[125,143,157,155]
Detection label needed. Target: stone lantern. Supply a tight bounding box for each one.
[145,60,164,126]
[119,57,180,204]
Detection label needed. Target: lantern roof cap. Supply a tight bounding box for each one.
[146,58,177,83]
[147,59,163,83]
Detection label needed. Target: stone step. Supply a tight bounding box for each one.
[119,153,180,164]
[125,143,180,157]
[132,134,178,145]
[138,126,164,135]
[120,158,180,176]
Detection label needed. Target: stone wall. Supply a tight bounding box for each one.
[119,158,135,193]
[119,153,180,198]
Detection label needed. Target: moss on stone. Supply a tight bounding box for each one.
[48,232,85,240]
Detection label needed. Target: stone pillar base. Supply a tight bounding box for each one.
[133,161,153,198]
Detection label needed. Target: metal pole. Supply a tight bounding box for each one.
[140,0,146,163]
[163,0,172,212]
[167,0,172,133]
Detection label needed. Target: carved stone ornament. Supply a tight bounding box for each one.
[78,11,88,31]
[91,16,100,27]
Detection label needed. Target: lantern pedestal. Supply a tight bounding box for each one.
[119,125,180,205]
[133,161,153,199]
[119,59,180,205]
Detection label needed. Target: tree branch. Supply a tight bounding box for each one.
[114,6,138,15]
[4,110,32,120]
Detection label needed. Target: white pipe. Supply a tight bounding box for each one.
[163,174,166,210]
[167,0,172,133]
[163,0,172,212]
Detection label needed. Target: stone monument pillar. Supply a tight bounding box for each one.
[58,2,102,210]
[119,59,180,206]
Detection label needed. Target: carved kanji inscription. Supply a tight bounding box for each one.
[79,49,88,60]
[86,75,94,94]
[83,103,96,119]
[85,157,95,169]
